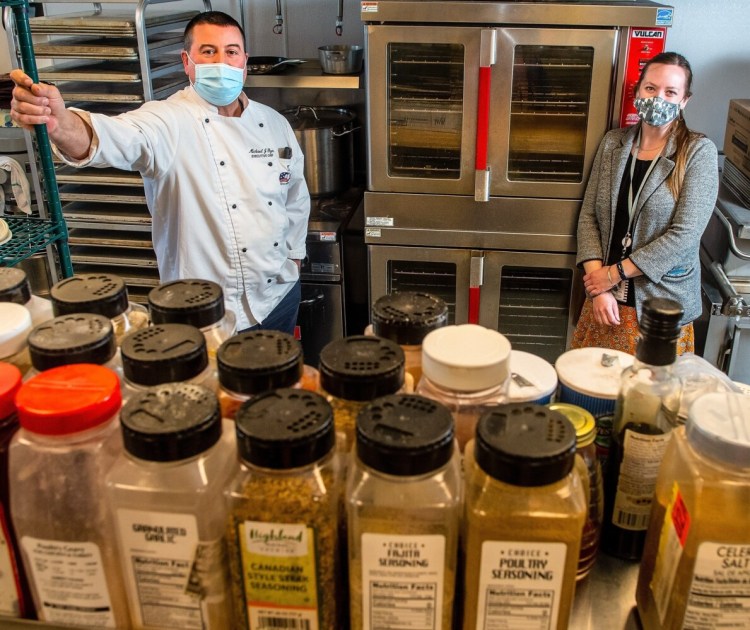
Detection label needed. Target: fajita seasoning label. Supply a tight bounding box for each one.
[238,521,320,630]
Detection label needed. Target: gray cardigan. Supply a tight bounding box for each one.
[576,123,719,325]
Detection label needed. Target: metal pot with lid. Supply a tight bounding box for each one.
[281,106,357,197]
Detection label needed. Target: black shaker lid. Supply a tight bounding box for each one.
[120,383,222,462]
[51,273,129,319]
[356,394,455,476]
[0,267,31,305]
[475,403,577,487]
[28,313,116,370]
[318,335,404,401]
[235,389,334,469]
[217,331,303,394]
[371,292,449,345]
[636,297,684,366]
[148,279,225,328]
[121,324,208,386]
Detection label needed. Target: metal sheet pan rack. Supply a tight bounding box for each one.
[5,0,211,301]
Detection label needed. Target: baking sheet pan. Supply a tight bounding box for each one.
[34,33,183,60]
[59,185,147,204]
[58,76,185,103]
[63,201,152,226]
[68,228,153,249]
[39,58,181,83]
[29,11,198,36]
[56,166,143,187]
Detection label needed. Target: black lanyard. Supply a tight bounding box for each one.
[622,131,660,256]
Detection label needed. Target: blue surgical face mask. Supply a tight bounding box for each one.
[187,54,245,107]
[634,96,681,127]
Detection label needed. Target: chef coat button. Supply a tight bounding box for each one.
[268,201,272,206]
[204,118,209,123]
[259,123,264,127]
[273,242,278,247]
[267,278,272,283]
[242,247,247,253]
[220,161,225,166]
[268,162,273,167]
[232,204,237,209]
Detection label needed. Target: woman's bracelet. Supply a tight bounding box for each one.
[616,260,627,282]
[607,266,614,287]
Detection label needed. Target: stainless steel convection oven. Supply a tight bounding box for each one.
[361,0,673,361]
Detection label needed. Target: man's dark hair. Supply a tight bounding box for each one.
[183,11,245,51]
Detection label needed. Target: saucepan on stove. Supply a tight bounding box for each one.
[281,106,359,197]
[246,56,306,75]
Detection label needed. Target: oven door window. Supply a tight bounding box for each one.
[387,42,465,180]
[388,259,458,324]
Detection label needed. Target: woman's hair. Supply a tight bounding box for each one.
[183,11,245,53]
[635,51,704,199]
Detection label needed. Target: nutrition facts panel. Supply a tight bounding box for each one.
[370,581,438,630]
[483,587,554,629]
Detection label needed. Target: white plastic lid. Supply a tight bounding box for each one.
[555,347,634,400]
[508,350,558,402]
[0,302,33,357]
[421,324,511,391]
[687,392,750,467]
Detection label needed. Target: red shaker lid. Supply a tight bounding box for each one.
[16,364,122,435]
[0,362,23,419]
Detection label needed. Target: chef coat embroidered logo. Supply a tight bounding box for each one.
[250,147,274,158]
[279,171,291,185]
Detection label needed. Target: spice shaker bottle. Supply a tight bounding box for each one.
[226,389,341,630]
[463,403,586,630]
[0,303,32,375]
[347,394,462,630]
[367,291,448,387]
[549,402,604,580]
[216,330,318,420]
[416,324,511,451]
[50,273,149,342]
[0,267,53,327]
[636,392,750,630]
[0,362,34,619]
[319,335,405,453]
[120,323,217,401]
[106,383,237,629]
[602,298,683,561]
[9,364,130,628]
[25,314,123,382]
[148,279,236,364]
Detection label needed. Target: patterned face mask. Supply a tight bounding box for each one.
[633,96,681,127]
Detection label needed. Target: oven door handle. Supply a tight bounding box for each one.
[714,206,750,261]
[474,29,496,203]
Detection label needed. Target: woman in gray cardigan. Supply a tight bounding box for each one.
[573,52,719,355]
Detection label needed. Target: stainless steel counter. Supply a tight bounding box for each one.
[0,553,642,629]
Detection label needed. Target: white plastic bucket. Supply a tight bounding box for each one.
[508,350,558,404]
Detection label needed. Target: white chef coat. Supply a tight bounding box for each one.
[57,87,310,330]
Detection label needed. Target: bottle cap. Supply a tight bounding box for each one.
[356,394,455,476]
[121,324,208,386]
[636,297,684,365]
[508,350,558,403]
[15,364,121,435]
[422,324,511,392]
[51,273,129,319]
[475,403,577,486]
[217,331,303,394]
[319,336,404,401]
[0,362,22,419]
[687,392,750,467]
[28,314,116,370]
[235,389,334,469]
[0,302,33,357]
[148,279,225,329]
[120,383,222,462]
[0,267,31,305]
[371,292,448,345]
[549,402,596,448]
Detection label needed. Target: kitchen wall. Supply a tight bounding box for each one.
[3,0,750,147]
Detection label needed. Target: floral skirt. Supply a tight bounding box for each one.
[571,299,694,356]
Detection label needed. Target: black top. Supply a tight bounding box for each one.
[608,155,653,307]
[148,279,225,329]
[0,268,31,305]
[28,314,116,370]
[371,292,449,345]
[51,274,129,319]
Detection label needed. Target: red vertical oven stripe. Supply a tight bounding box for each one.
[468,286,481,324]
[475,66,491,171]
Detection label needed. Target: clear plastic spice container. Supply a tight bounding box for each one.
[463,403,587,630]
[9,364,130,628]
[417,324,511,451]
[226,389,341,630]
[106,383,237,629]
[217,330,318,420]
[50,273,149,343]
[0,362,34,619]
[120,323,217,401]
[318,335,405,453]
[26,313,123,382]
[0,267,53,327]
[0,302,32,375]
[347,393,462,630]
[636,392,750,630]
[148,279,237,364]
[550,402,604,580]
[368,291,448,387]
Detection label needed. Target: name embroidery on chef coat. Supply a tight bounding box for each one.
[250,147,274,158]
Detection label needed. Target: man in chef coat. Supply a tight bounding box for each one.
[9,11,310,335]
